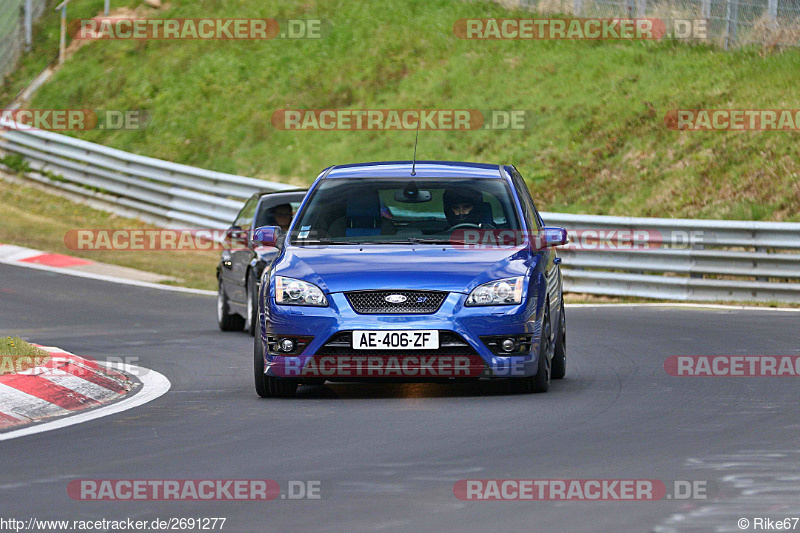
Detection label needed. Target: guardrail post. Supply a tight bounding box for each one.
[24,0,34,51]
[689,235,704,279]
[724,0,738,49]
[105,0,110,16]
[574,0,582,16]
[767,0,777,25]
[58,3,67,64]
[755,246,768,281]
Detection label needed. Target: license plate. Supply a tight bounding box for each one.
[352,330,439,350]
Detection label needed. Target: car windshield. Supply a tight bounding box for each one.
[289,177,521,245]
[254,199,303,229]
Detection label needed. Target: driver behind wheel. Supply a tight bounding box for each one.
[442,187,492,227]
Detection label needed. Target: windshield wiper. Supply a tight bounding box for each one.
[369,237,455,245]
[293,238,355,245]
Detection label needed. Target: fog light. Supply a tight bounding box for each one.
[280,338,296,353]
[501,339,517,352]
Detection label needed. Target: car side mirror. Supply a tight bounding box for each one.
[226,225,248,248]
[252,226,283,248]
[542,226,568,247]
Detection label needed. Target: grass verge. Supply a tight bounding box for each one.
[0,176,219,291]
[10,0,799,221]
[0,336,50,375]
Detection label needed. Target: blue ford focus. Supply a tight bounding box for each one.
[252,161,568,397]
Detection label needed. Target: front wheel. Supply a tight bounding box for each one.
[509,304,552,394]
[551,298,566,380]
[217,278,245,332]
[244,269,258,337]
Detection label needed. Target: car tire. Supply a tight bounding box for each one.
[245,269,258,337]
[218,278,245,332]
[510,303,552,394]
[254,333,269,397]
[551,299,567,380]
[254,333,298,398]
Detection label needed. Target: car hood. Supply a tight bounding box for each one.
[273,245,535,294]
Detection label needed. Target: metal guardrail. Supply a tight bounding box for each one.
[1,119,798,303]
[539,213,800,303]
[0,117,294,227]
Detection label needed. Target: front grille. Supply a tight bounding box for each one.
[345,290,448,314]
[316,331,477,356]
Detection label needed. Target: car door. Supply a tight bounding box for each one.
[224,195,259,306]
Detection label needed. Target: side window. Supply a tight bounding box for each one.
[511,171,541,230]
[234,196,259,231]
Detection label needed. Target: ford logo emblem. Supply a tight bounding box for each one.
[385,294,407,304]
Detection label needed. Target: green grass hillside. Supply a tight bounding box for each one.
[12,0,800,220]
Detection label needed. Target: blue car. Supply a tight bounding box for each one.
[252,161,568,397]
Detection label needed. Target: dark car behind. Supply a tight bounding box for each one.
[216,189,307,334]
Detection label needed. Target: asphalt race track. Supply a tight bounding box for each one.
[1,262,799,532]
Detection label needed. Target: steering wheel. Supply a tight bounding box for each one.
[434,222,495,235]
[449,222,495,230]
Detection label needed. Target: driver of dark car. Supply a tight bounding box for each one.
[443,187,487,227]
[272,203,293,233]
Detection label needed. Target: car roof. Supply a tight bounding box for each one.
[255,188,307,197]
[321,161,514,180]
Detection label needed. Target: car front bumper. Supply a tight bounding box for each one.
[259,291,546,379]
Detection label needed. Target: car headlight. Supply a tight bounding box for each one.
[465,277,524,306]
[275,276,327,306]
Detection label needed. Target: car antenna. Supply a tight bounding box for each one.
[411,119,420,176]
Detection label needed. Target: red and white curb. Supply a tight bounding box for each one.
[0,244,92,268]
[0,243,213,295]
[0,346,170,441]
[0,346,129,429]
